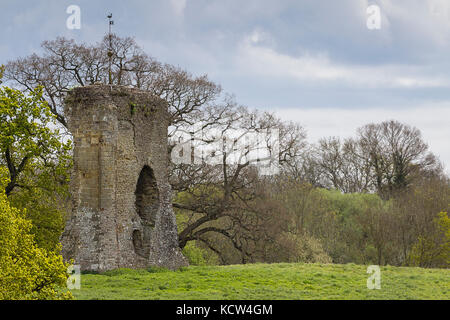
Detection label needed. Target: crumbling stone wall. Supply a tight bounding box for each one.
[61,84,188,272]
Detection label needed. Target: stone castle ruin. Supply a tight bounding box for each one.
[61,84,188,272]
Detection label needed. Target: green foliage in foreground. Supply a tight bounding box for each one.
[0,83,72,252]
[0,170,72,300]
[73,263,449,300]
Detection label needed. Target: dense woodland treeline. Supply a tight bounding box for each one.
[1,35,449,274]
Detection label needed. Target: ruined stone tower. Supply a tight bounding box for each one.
[61,84,188,272]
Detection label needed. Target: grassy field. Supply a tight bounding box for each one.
[73,263,450,300]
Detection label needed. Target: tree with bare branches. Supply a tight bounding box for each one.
[4,35,221,129]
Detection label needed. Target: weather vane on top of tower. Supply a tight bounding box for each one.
[107,13,114,85]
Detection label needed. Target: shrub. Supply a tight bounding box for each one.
[409,212,450,268]
[182,241,219,266]
[275,232,332,264]
[0,171,72,300]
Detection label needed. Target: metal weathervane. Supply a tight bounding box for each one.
[107,13,114,85]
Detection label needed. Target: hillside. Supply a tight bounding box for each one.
[73,263,450,300]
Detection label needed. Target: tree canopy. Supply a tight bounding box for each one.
[0,168,72,300]
[0,80,72,250]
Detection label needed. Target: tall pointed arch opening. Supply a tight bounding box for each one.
[134,165,160,258]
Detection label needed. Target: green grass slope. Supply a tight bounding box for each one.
[73,263,450,300]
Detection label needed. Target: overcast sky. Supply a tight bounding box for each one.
[1,0,449,172]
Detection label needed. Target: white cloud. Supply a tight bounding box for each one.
[235,34,450,88]
[170,0,187,17]
[380,0,450,45]
[274,104,450,173]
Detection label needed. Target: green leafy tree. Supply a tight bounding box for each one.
[0,82,72,251]
[0,168,72,300]
[409,212,450,268]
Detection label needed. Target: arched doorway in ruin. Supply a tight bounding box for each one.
[133,165,160,258]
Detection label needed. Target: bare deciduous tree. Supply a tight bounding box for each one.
[4,35,221,129]
[357,120,439,198]
[170,108,306,261]
[309,120,441,198]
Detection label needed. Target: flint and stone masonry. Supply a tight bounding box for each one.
[61,84,188,272]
